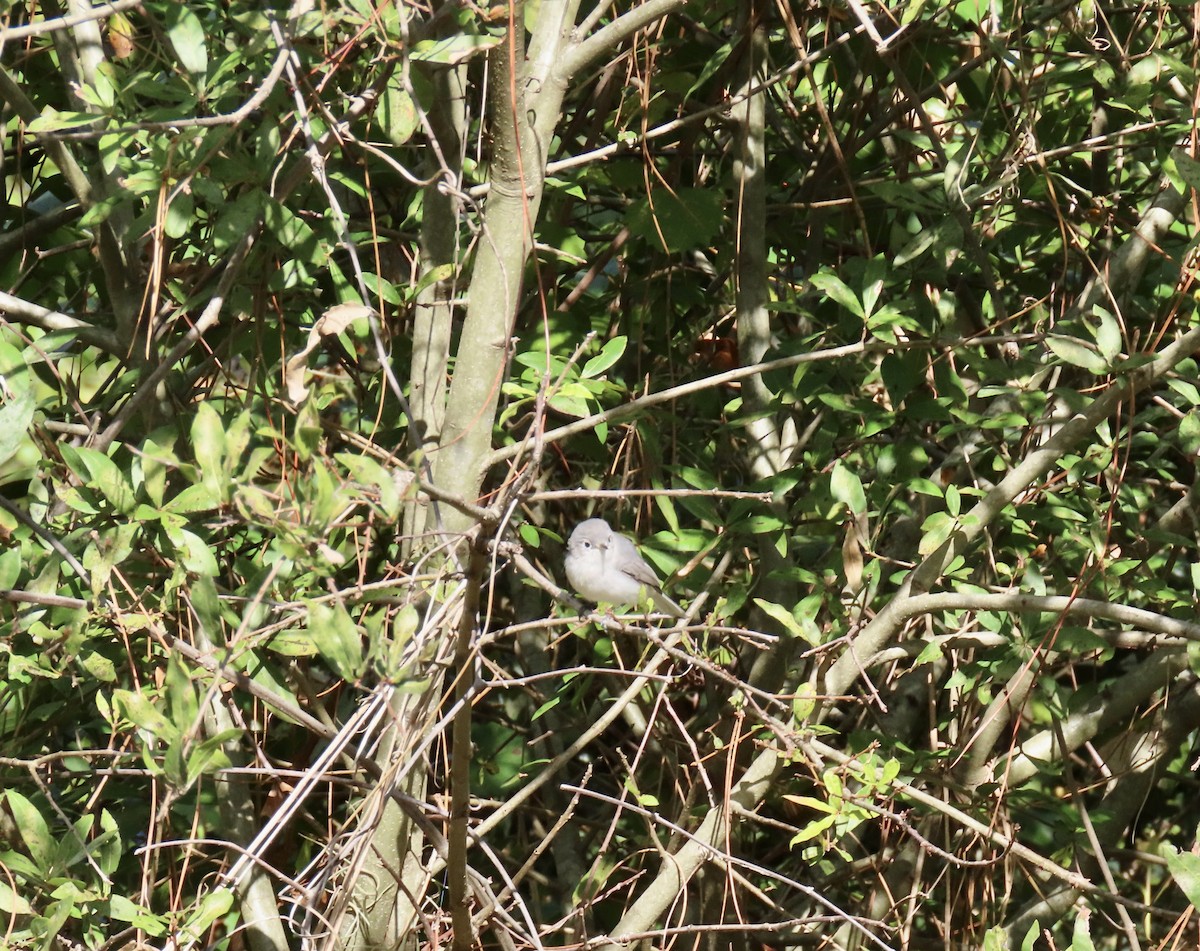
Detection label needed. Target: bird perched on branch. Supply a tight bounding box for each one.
[564,518,684,617]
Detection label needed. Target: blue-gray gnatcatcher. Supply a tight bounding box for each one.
[564,518,684,617]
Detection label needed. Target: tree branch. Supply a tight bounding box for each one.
[0,291,121,353]
[820,319,1200,702]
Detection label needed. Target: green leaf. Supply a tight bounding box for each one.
[227,649,310,727]
[909,477,944,498]
[160,2,208,79]
[1091,307,1122,362]
[880,353,922,406]
[1168,378,1200,406]
[264,630,321,656]
[626,189,724,252]
[548,391,591,419]
[1169,149,1200,192]
[186,731,237,785]
[811,270,864,318]
[109,893,166,934]
[0,547,19,590]
[163,191,193,239]
[59,445,136,515]
[893,223,937,267]
[264,199,326,264]
[919,511,956,555]
[913,639,944,665]
[114,689,180,743]
[410,263,456,300]
[235,483,278,523]
[952,0,988,23]
[0,880,32,915]
[175,528,220,576]
[362,272,404,305]
[163,482,222,514]
[83,520,139,595]
[860,256,887,318]
[830,461,866,515]
[305,600,364,680]
[745,514,786,533]
[6,790,54,870]
[1181,412,1200,456]
[27,108,99,133]
[0,377,34,468]
[380,82,420,147]
[792,682,817,722]
[140,435,177,508]
[178,888,235,944]
[1069,909,1097,951]
[338,452,403,518]
[410,32,502,65]
[192,402,227,499]
[166,655,199,733]
[41,896,78,944]
[752,598,817,645]
[684,41,732,100]
[1164,843,1200,908]
[79,192,128,228]
[94,810,123,876]
[781,794,832,813]
[1046,335,1108,373]
[581,336,628,379]
[789,813,836,845]
[51,813,95,870]
[213,190,263,252]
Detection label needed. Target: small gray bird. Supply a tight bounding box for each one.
[564,518,684,617]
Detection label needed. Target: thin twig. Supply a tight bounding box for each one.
[0,0,144,42]
[34,46,292,141]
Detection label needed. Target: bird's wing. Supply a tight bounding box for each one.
[613,535,665,590]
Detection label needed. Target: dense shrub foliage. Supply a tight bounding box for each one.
[2,1,1200,949]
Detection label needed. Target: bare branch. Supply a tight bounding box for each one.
[0,0,144,43]
[0,290,121,353]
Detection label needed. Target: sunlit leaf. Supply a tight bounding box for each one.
[830,461,866,514]
[811,269,864,318]
[411,33,502,64]
[1046,335,1108,373]
[159,2,207,79]
[6,791,54,871]
[581,336,628,379]
[0,378,34,468]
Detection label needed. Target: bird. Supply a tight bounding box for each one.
[564,518,684,617]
